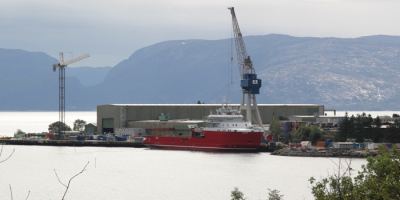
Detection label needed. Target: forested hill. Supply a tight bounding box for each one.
[2,34,400,110]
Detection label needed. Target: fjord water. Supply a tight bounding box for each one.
[0,112,96,137]
[0,145,368,200]
[0,111,387,199]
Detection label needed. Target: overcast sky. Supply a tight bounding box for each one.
[1,0,400,67]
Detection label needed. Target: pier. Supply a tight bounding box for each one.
[0,139,145,148]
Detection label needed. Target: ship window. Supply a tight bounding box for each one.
[195,132,205,138]
[234,130,237,132]
[227,124,229,126]
[173,139,175,142]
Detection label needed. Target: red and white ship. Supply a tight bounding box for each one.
[143,101,264,152]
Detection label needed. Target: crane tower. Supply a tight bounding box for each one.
[228,7,263,129]
[52,52,90,134]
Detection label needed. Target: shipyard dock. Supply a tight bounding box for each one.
[0,139,145,148]
[1,139,284,152]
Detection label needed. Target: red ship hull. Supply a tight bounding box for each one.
[143,130,263,152]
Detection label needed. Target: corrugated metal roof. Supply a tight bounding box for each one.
[101,104,323,107]
[317,116,344,118]
[290,115,317,118]
[128,120,205,123]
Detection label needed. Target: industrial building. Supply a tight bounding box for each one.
[97,104,324,135]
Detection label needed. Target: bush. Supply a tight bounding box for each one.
[309,146,400,199]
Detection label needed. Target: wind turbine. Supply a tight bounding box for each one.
[52,52,90,135]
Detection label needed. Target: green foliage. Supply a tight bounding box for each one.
[373,116,383,142]
[336,112,386,142]
[291,124,323,144]
[335,112,353,142]
[269,119,282,142]
[73,119,87,132]
[267,189,283,200]
[278,116,289,120]
[197,100,201,104]
[16,129,26,134]
[310,147,400,199]
[48,121,72,133]
[231,187,246,200]
[350,113,373,142]
[354,146,400,199]
[393,113,400,118]
[386,119,400,143]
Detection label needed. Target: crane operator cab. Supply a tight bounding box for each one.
[241,73,261,94]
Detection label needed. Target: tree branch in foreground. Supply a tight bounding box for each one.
[0,143,15,163]
[54,161,89,200]
[9,184,13,200]
[25,191,30,200]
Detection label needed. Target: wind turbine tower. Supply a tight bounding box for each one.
[52,52,90,134]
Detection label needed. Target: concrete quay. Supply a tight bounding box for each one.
[271,149,378,158]
[0,139,146,148]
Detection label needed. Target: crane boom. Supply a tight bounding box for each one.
[228,7,264,130]
[60,53,90,66]
[228,7,255,78]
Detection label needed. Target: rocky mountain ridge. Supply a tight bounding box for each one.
[1,34,400,110]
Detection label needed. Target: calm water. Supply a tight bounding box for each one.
[0,112,376,199]
[0,112,96,137]
[0,145,368,200]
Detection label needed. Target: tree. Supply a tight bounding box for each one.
[197,100,201,104]
[355,146,400,199]
[231,187,246,200]
[278,116,289,120]
[48,121,72,133]
[335,112,353,142]
[372,116,383,142]
[291,124,324,144]
[393,113,400,118]
[16,129,26,134]
[386,119,400,143]
[267,189,284,200]
[73,119,87,132]
[269,119,282,142]
[309,146,400,199]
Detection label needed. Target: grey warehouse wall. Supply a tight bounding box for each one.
[96,104,324,134]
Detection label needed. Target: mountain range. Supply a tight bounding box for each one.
[1,34,400,111]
